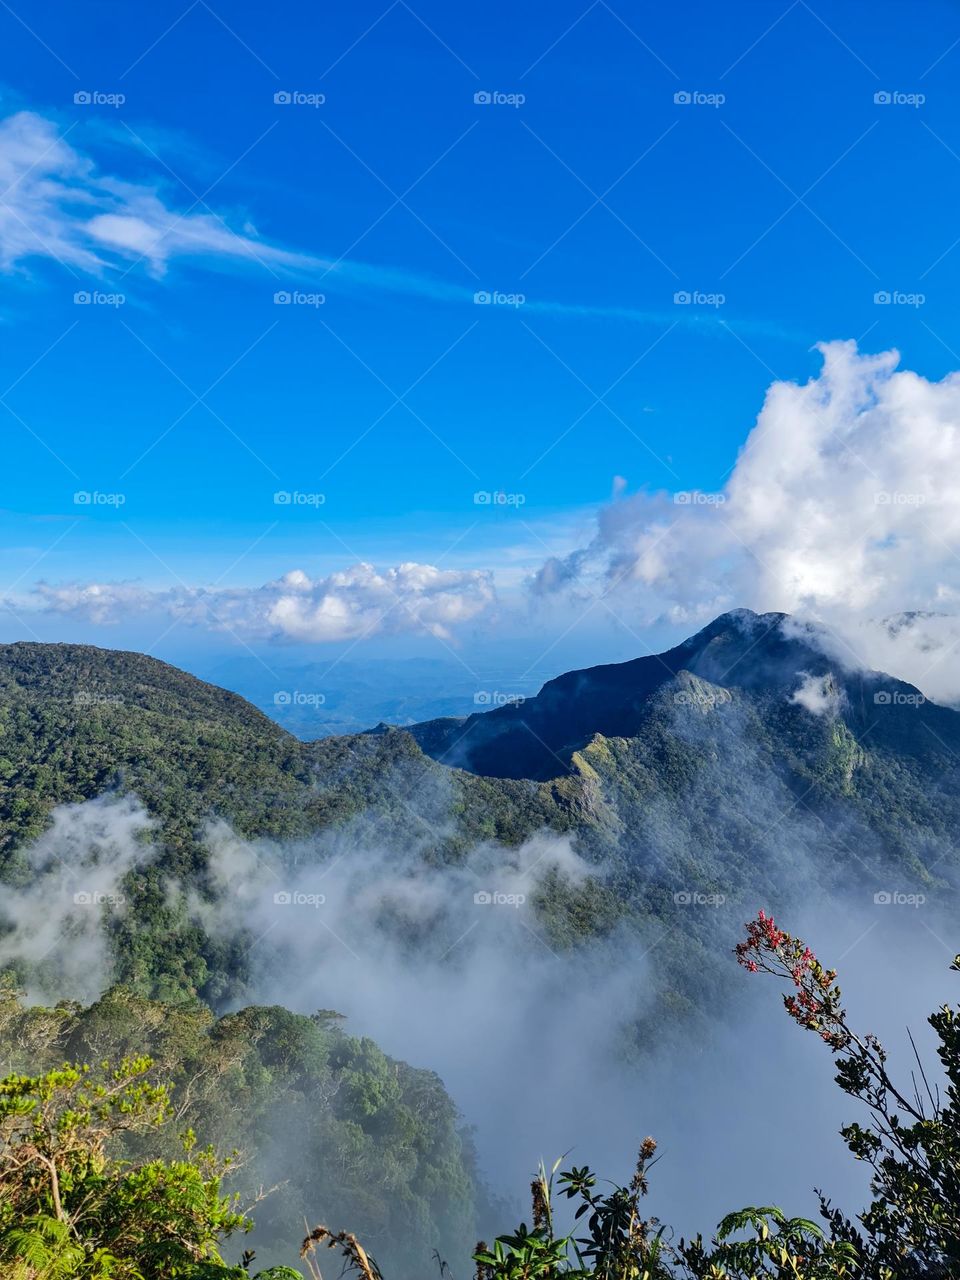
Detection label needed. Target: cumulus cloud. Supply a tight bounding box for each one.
[531,341,960,697]
[28,561,495,643]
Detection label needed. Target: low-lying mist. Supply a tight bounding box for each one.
[2,782,956,1267]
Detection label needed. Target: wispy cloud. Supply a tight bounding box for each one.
[0,109,795,338]
[0,110,459,288]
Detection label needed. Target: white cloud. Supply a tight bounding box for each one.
[29,560,495,643]
[0,109,796,336]
[531,341,960,695]
[0,111,289,276]
[0,112,101,272]
[789,672,844,717]
[810,612,960,709]
[29,579,157,624]
[0,794,154,1002]
[0,110,457,289]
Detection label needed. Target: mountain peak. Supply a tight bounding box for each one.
[406,608,943,781]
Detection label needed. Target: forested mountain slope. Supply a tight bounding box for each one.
[0,610,957,1007]
[0,982,480,1278]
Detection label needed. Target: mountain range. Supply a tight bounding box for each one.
[2,606,958,1273]
[0,607,956,1007]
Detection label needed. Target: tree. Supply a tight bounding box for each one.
[0,1055,298,1280]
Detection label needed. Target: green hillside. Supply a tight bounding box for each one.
[0,611,957,1008]
[0,982,480,1279]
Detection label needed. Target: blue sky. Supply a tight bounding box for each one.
[4,0,960,697]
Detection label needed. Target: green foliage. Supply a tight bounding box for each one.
[0,986,478,1279]
[676,1207,859,1279]
[0,1056,273,1279]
